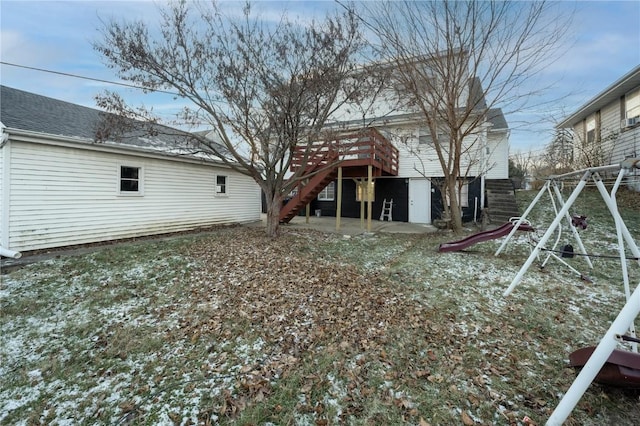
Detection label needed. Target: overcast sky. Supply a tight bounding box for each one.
[1,0,639,155]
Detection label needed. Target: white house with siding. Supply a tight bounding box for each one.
[557,65,640,170]
[0,86,261,253]
[298,69,511,225]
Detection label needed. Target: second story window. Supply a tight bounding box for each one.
[418,127,432,145]
[585,114,599,144]
[624,89,640,124]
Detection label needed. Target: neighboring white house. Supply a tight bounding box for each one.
[557,65,640,171]
[0,86,261,253]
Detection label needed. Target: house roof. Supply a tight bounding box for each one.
[556,65,640,128]
[487,108,507,130]
[0,85,213,158]
[2,85,107,140]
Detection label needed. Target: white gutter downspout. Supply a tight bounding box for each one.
[0,247,21,259]
[0,122,8,148]
[0,123,20,258]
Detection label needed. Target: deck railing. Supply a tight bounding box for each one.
[290,128,399,176]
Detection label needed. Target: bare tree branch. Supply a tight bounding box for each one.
[94,0,372,236]
[360,0,571,232]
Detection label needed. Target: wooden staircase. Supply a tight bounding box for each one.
[279,149,339,223]
[485,179,520,224]
[279,128,399,223]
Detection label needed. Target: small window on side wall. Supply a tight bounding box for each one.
[119,165,142,195]
[216,175,227,195]
[317,182,335,201]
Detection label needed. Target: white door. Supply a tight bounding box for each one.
[409,178,431,223]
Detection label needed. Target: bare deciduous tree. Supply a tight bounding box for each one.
[509,151,532,188]
[572,130,618,170]
[94,1,368,237]
[540,128,575,174]
[361,0,570,232]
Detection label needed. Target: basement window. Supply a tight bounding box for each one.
[318,182,335,201]
[445,182,469,208]
[119,165,143,195]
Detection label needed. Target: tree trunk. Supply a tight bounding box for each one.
[265,193,283,238]
[446,176,463,234]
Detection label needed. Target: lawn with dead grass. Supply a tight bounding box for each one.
[1,188,639,425]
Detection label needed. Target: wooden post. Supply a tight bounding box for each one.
[367,165,373,232]
[305,203,310,223]
[336,167,342,231]
[359,180,365,229]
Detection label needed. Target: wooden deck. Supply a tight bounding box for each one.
[281,128,398,223]
[290,128,399,178]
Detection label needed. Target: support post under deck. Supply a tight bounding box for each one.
[367,165,373,233]
[336,167,343,232]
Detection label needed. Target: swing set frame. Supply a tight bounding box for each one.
[495,158,640,425]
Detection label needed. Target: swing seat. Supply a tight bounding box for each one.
[569,346,640,388]
[571,215,588,230]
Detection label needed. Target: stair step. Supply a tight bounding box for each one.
[279,156,339,223]
[489,201,518,208]
[485,179,520,225]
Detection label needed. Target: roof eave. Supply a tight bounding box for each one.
[4,127,231,167]
[556,65,640,129]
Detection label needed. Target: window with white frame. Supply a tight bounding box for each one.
[317,182,335,201]
[216,175,227,195]
[585,114,598,144]
[445,181,469,208]
[458,182,469,208]
[625,88,640,119]
[418,127,432,145]
[119,165,142,195]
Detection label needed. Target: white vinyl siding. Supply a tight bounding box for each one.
[5,140,261,251]
[485,131,509,179]
[0,143,5,248]
[393,125,500,179]
[600,102,624,164]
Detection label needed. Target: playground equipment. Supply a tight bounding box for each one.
[496,177,595,282]
[496,159,640,425]
[569,344,640,388]
[438,219,534,252]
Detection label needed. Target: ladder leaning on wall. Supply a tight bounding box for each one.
[379,198,393,221]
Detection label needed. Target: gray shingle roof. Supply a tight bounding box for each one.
[487,108,507,130]
[1,85,106,139]
[0,85,196,153]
